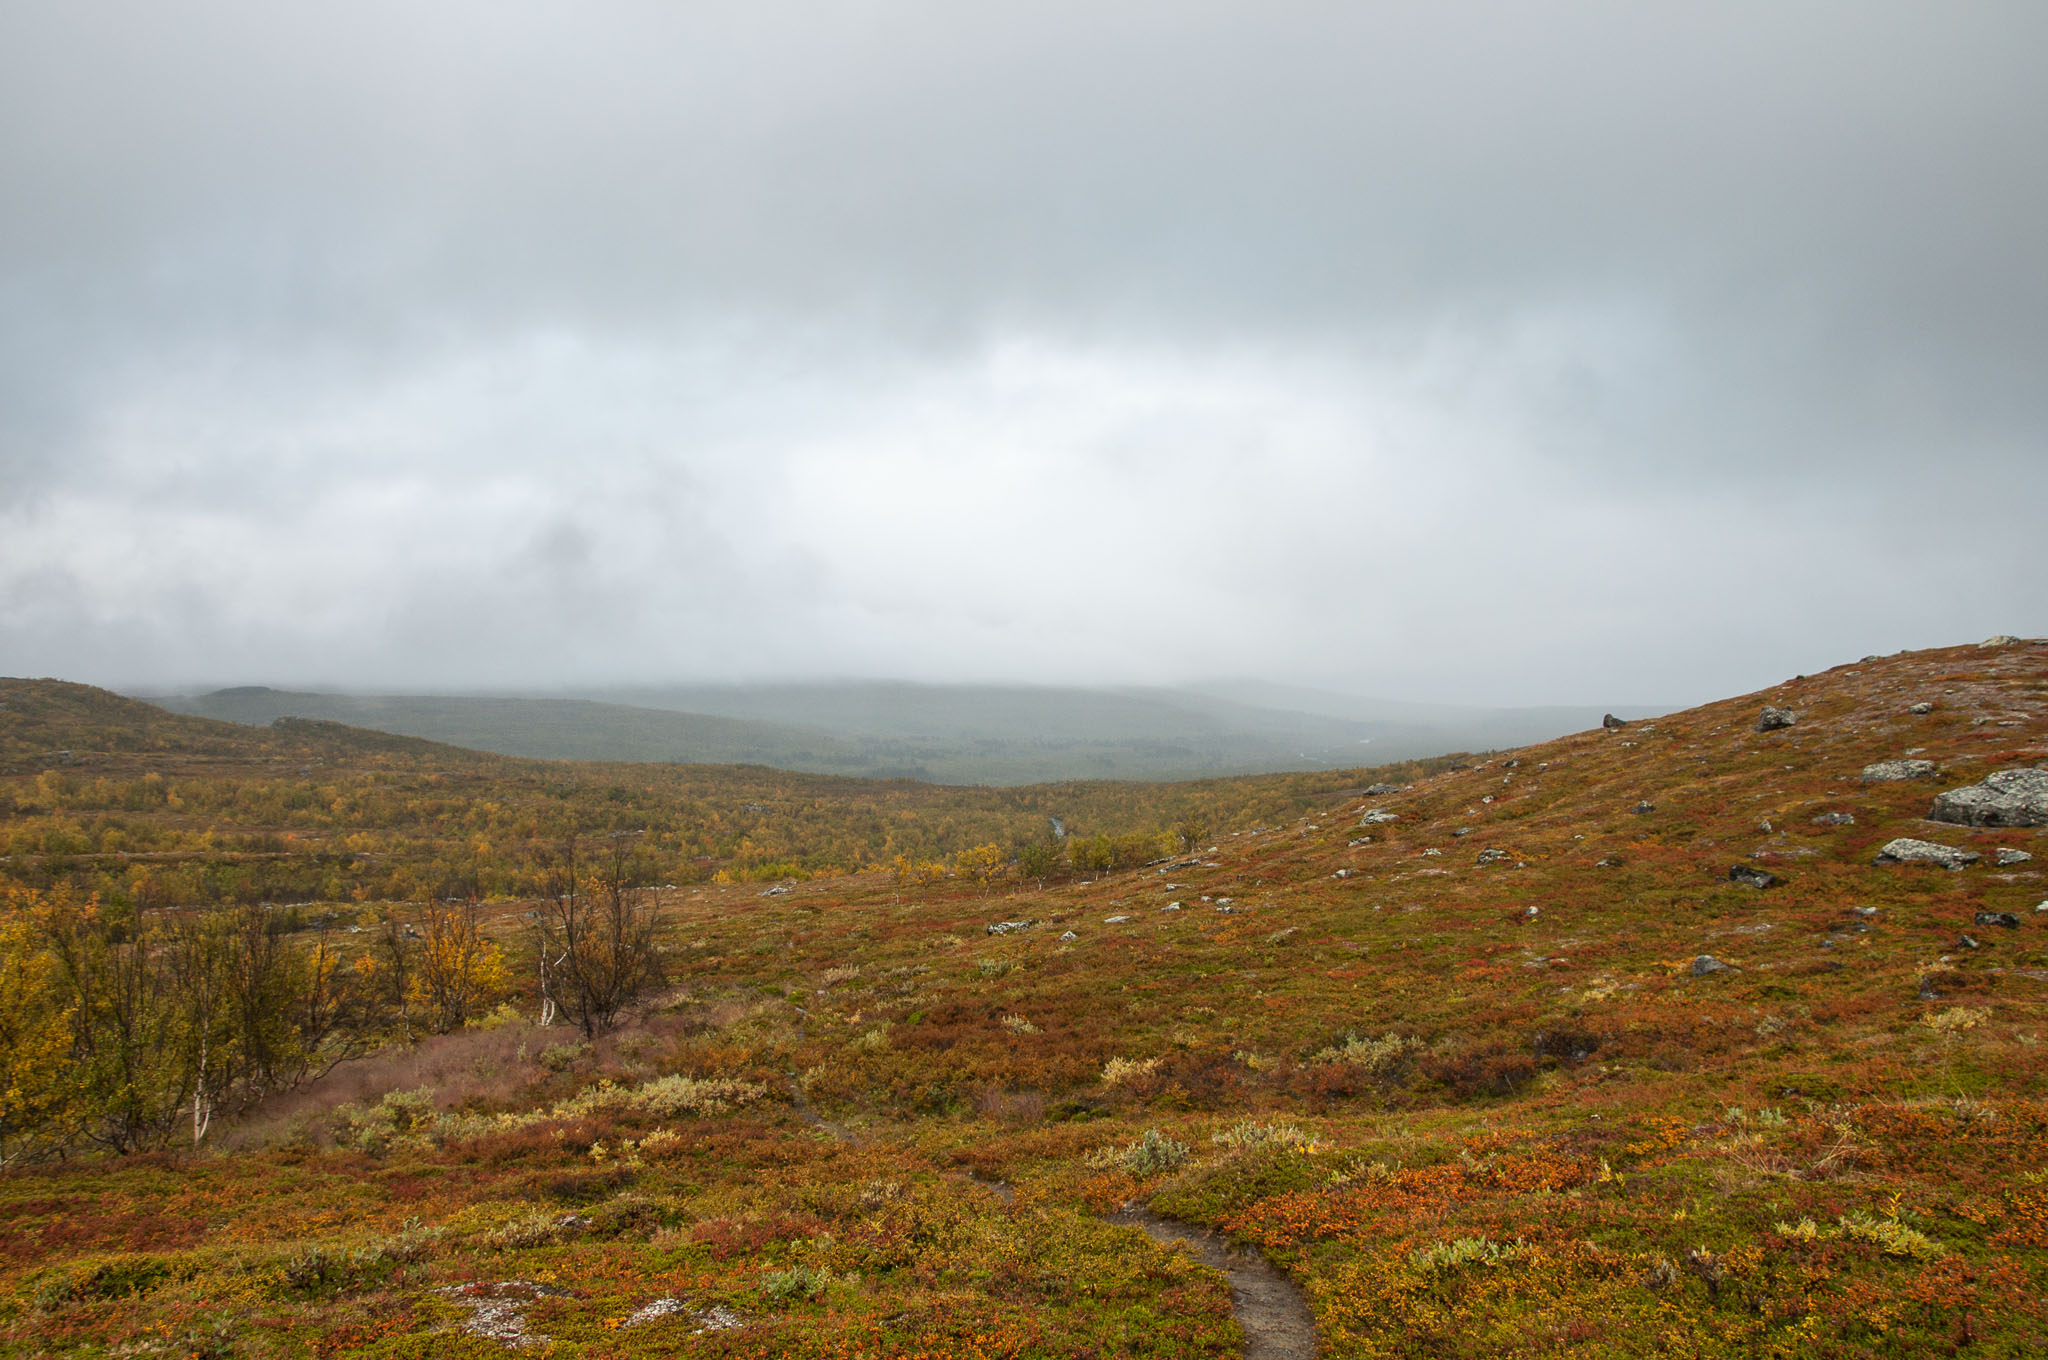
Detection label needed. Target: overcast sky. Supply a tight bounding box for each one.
[1,2,2042,707]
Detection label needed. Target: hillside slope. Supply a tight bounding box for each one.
[3,639,2045,1359]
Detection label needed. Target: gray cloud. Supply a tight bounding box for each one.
[1,2,2043,706]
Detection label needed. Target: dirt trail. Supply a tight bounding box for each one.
[1108,1206,1318,1360]
[779,994,1313,1357]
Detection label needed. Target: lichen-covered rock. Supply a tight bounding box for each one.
[1691,955,1736,977]
[1728,865,1779,889]
[1909,702,1934,715]
[1874,838,1981,870]
[1812,812,1855,826]
[1862,759,1938,782]
[1757,706,1797,732]
[1929,768,2048,828]
[1995,848,2034,866]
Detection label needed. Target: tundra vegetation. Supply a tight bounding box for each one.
[0,640,2045,1357]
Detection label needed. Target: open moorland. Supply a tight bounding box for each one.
[2,638,2045,1358]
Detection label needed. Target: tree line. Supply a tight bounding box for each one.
[0,839,669,1165]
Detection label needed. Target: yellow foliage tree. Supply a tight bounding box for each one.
[955,843,1006,893]
[0,897,75,1165]
[408,900,509,1034]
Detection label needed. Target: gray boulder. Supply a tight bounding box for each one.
[1862,759,1938,782]
[1995,848,2034,866]
[1929,768,2048,828]
[1602,714,1627,730]
[1874,838,1981,870]
[986,920,1036,935]
[1909,702,1934,715]
[1361,782,1405,795]
[1358,809,1400,825]
[1691,955,1737,977]
[1812,812,1855,826]
[1757,706,1797,732]
[1632,800,1656,815]
[1729,865,1780,889]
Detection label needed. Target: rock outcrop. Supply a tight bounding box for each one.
[1862,759,1938,782]
[1874,838,1980,870]
[1928,768,2048,828]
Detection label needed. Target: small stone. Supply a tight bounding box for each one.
[1163,901,1182,910]
[1929,768,2048,828]
[1975,911,2021,929]
[1361,782,1405,795]
[1215,897,1233,906]
[1059,930,1077,942]
[986,920,1036,935]
[1863,759,1939,782]
[1812,812,1855,826]
[1602,714,1627,730]
[1451,826,1474,837]
[1524,905,1540,919]
[1874,838,1982,871]
[1331,869,1354,879]
[1853,906,1879,918]
[1729,865,1780,889]
[1691,955,1736,977]
[1477,848,1512,866]
[1632,801,1656,815]
[1757,706,1797,732]
[1995,848,2034,866]
[1956,934,1981,950]
[1358,809,1400,825]
[1349,836,1372,846]
[1909,702,1934,715]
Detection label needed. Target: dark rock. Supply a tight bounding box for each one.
[1729,865,1780,889]
[1451,826,1473,838]
[1691,955,1737,977]
[1602,714,1627,730]
[1874,838,1981,870]
[1929,768,2048,828]
[1956,934,1981,950]
[1862,759,1938,782]
[1632,801,1656,815]
[1909,702,1934,715]
[1975,911,2022,929]
[1757,706,1797,732]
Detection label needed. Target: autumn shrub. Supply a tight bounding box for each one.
[1089,1128,1190,1176]
[1418,1037,1538,1100]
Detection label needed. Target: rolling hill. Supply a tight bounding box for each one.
[145,681,1667,785]
[3,637,2045,1358]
